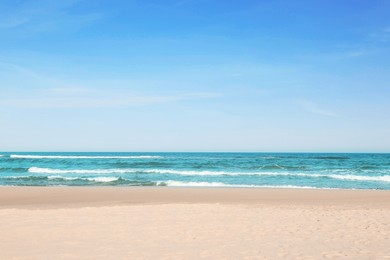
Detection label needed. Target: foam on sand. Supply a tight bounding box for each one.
[158,180,321,189]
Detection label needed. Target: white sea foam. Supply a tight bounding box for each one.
[152,170,390,182]
[250,185,333,189]
[2,175,32,179]
[86,177,120,182]
[29,167,137,174]
[28,167,390,183]
[144,169,300,176]
[143,169,368,178]
[11,155,161,159]
[158,181,255,187]
[144,169,238,176]
[326,174,390,182]
[47,175,79,181]
[143,169,309,176]
[47,175,119,182]
[159,181,322,189]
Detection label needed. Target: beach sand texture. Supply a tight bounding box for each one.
[1,187,390,259]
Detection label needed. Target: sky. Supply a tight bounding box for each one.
[0,0,390,152]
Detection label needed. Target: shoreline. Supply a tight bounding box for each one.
[1,186,390,209]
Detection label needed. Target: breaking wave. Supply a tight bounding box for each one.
[29,167,138,174]
[27,167,390,182]
[157,181,323,189]
[11,155,162,159]
[47,176,120,183]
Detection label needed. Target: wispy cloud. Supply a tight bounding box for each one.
[0,62,89,91]
[0,91,219,108]
[174,0,195,7]
[293,99,340,117]
[0,0,102,31]
[0,62,222,109]
[0,10,36,29]
[381,26,390,42]
[368,26,390,43]
[0,61,220,108]
[44,87,93,95]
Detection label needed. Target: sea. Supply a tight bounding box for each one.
[0,152,390,190]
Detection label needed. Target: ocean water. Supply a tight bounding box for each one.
[0,152,390,190]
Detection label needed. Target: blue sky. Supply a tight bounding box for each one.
[0,0,389,152]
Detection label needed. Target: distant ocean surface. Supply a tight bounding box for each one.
[1,153,390,190]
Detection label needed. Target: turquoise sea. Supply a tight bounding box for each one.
[0,152,390,190]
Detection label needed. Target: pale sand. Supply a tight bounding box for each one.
[1,187,390,259]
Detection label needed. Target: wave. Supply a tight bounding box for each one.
[142,169,307,176]
[1,176,319,188]
[313,156,350,160]
[3,175,153,184]
[143,169,236,176]
[47,175,79,181]
[87,177,120,183]
[157,181,252,187]
[157,181,323,189]
[29,167,138,174]
[47,175,120,183]
[10,155,162,159]
[2,176,48,180]
[326,174,390,182]
[259,165,308,170]
[28,167,244,176]
[143,169,390,182]
[0,167,29,172]
[260,164,286,170]
[358,165,379,170]
[27,167,390,183]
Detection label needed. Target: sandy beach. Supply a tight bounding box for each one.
[1,187,390,259]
